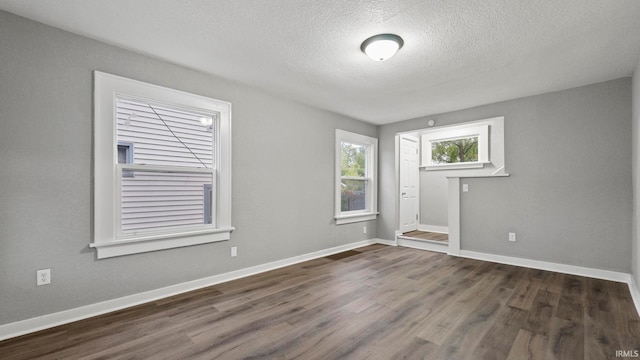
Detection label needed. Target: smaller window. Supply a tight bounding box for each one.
[335,130,378,225]
[341,141,367,212]
[431,136,478,164]
[422,124,489,170]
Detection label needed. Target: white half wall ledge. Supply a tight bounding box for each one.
[0,238,383,342]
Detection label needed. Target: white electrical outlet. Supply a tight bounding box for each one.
[231,246,238,257]
[37,269,51,286]
[508,232,516,242]
[462,184,469,192]
[363,226,367,234]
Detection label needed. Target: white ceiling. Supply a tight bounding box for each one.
[1,0,640,125]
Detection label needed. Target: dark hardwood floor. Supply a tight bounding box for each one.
[1,245,639,359]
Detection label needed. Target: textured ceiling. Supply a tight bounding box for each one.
[1,0,640,125]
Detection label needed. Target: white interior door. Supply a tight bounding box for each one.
[399,135,419,233]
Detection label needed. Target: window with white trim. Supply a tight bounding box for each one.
[92,72,233,258]
[421,124,489,170]
[335,130,378,225]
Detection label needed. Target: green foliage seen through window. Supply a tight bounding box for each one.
[431,137,478,164]
[341,142,366,176]
[341,142,367,211]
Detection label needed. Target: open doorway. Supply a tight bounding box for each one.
[396,133,449,252]
[398,134,419,233]
[394,116,507,254]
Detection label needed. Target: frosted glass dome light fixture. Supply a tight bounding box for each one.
[361,34,404,61]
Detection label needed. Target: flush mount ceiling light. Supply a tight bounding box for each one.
[361,33,404,61]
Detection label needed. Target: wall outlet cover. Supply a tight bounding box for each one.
[37,269,51,286]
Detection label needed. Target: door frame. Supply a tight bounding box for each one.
[398,134,420,234]
[394,132,458,254]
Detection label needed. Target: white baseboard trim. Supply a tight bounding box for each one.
[376,239,398,246]
[458,250,640,317]
[0,239,379,342]
[629,275,640,318]
[417,224,449,234]
[458,250,631,283]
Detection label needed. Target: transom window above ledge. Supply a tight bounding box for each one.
[92,72,233,259]
[421,124,489,170]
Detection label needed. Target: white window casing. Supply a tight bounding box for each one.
[92,71,233,258]
[335,129,378,225]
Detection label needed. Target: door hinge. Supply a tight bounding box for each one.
[416,214,419,220]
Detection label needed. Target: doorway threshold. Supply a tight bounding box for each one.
[397,231,448,253]
[400,230,448,243]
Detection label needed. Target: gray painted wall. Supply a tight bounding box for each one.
[420,173,448,227]
[379,78,632,272]
[0,11,377,325]
[633,59,640,285]
[418,117,507,229]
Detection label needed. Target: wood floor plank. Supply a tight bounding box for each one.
[582,278,622,360]
[506,329,548,360]
[1,245,638,359]
[415,267,503,345]
[388,337,439,360]
[474,306,529,359]
[426,285,514,359]
[540,270,565,294]
[546,317,584,359]
[497,264,527,290]
[555,275,585,323]
[604,280,640,355]
[507,271,543,310]
[523,289,559,336]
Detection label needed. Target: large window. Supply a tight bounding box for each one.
[92,72,233,258]
[335,130,378,225]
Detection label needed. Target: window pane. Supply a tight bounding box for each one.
[341,179,368,212]
[121,170,213,233]
[117,145,129,164]
[116,98,214,169]
[431,137,478,164]
[203,184,213,225]
[341,142,367,177]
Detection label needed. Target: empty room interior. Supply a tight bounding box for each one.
[2,1,640,359]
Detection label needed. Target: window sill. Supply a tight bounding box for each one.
[421,162,489,171]
[90,227,234,259]
[446,173,510,179]
[335,212,378,225]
